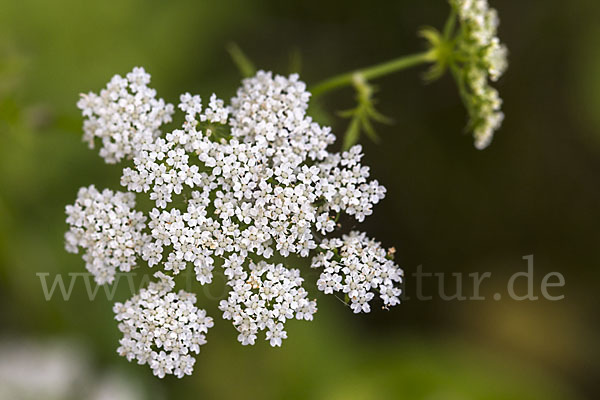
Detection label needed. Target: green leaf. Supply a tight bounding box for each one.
[226,42,256,78]
[366,104,394,124]
[288,47,302,74]
[343,115,361,150]
[360,113,380,143]
[337,74,395,148]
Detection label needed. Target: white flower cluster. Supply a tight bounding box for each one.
[118,70,386,281]
[68,67,401,378]
[113,272,213,378]
[219,258,317,347]
[451,0,508,149]
[77,67,174,163]
[311,231,403,313]
[65,185,148,284]
[453,0,507,80]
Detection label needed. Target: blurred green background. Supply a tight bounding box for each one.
[1,0,599,399]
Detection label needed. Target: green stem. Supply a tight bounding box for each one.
[449,62,473,119]
[443,8,457,40]
[310,51,435,98]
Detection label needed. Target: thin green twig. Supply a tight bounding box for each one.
[310,51,435,98]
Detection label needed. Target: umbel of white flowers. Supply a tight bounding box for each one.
[113,272,214,378]
[450,0,508,149]
[66,67,403,378]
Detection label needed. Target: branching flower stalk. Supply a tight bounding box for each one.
[64,0,507,379]
[310,0,508,150]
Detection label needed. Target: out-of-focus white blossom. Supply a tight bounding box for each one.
[311,231,403,313]
[0,339,150,400]
[65,185,148,284]
[113,272,213,378]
